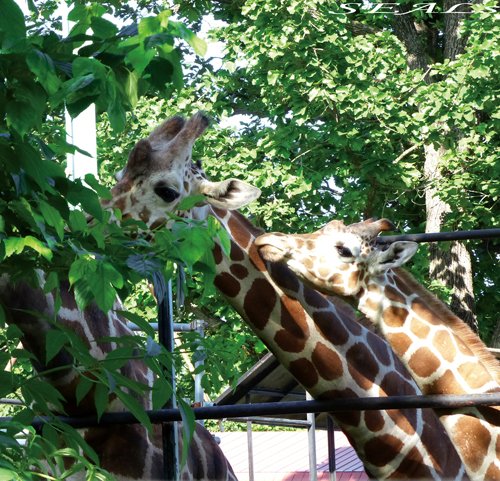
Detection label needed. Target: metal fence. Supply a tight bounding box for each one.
[1,227,499,479]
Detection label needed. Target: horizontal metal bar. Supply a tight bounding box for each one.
[2,393,498,430]
[376,228,500,244]
[0,398,24,406]
[229,416,313,428]
[127,322,198,332]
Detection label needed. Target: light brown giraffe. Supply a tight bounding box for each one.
[255,217,500,481]
[105,112,470,480]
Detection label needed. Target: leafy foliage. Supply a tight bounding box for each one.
[0,1,213,479]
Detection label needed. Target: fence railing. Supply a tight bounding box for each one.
[1,393,499,430]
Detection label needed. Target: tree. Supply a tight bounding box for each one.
[174,0,498,342]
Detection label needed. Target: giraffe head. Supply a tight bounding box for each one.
[105,112,261,228]
[255,218,418,296]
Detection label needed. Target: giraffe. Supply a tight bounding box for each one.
[0,278,238,481]
[104,112,469,480]
[254,217,500,481]
[0,117,244,480]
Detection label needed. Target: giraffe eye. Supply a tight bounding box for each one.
[154,184,180,203]
[335,245,353,258]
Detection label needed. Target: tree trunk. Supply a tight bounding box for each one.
[392,3,479,333]
[424,144,478,331]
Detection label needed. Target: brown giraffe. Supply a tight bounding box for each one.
[105,112,469,480]
[0,279,238,480]
[0,117,242,480]
[255,217,500,481]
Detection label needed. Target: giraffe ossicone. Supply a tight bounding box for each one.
[255,217,500,481]
[104,111,260,228]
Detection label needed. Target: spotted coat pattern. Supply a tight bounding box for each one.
[0,112,238,481]
[209,210,468,480]
[255,218,500,481]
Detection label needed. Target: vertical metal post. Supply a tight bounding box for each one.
[307,392,318,481]
[193,321,206,422]
[327,417,336,481]
[156,278,179,481]
[246,394,255,481]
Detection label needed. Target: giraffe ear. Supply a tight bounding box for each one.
[369,241,418,274]
[200,179,261,210]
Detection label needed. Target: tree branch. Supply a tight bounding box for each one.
[394,144,420,162]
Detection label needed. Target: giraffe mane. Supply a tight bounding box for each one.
[394,267,500,383]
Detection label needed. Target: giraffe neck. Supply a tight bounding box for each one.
[210,209,468,481]
[356,267,500,481]
[357,268,499,391]
[0,276,236,480]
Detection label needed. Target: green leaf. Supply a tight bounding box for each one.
[0,372,15,398]
[152,376,173,410]
[84,174,111,200]
[43,272,59,294]
[22,379,65,413]
[177,194,206,211]
[6,92,45,138]
[115,388,152,432]
[39,200,65,241]
[178,229,213,266]
[66,182,104,220]
[75,377,94,406]
[46,330,68,364]
[0,0,26,50]
[125,70,139,108]
[115,311,156,338]
[16,142,65,190]
[178,398,195,467]
[139,16,161,37]
[93,382,109,421]
[89,261,123,312]
[69,257,96,286]
[72,57,107,79]
[0,467,16,481]
[26,49,61,95]
[125,45,156,76]
[90,17,118,39]
[107,95,127,132]
[69,210,88,233]
[126,254,161,276]
[3,236,53,261]
[169,21,206,56]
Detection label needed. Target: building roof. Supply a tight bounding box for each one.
[215,352,331,429]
